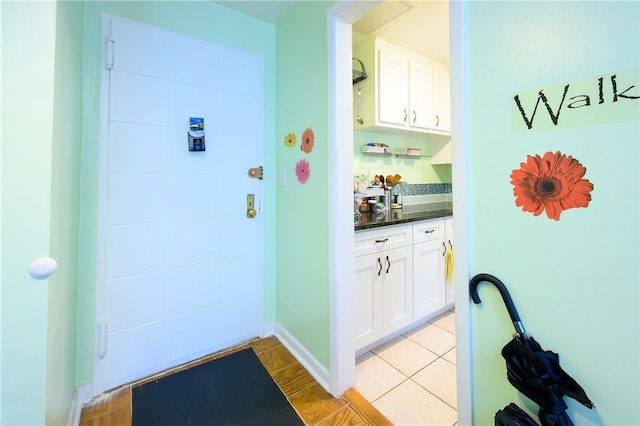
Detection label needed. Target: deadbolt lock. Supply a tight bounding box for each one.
[248,166,263,180]
[247,194,257,218]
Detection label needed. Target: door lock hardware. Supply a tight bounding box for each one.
[247,194,257,218]
[248,166,263,180]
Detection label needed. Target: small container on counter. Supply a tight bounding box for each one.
[368,199,377,213]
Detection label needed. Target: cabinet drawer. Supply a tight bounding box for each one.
[413,219,445,243]
[355,224,412,257]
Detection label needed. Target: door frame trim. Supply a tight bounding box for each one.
[326,2,473,423]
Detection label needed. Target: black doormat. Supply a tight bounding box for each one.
[132,347,304,426]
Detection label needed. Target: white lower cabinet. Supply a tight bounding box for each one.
[355,217,454,352]
[413,218,446,322]
[354,225,413,350]
[444,217,455,305]
[413,239,446,322]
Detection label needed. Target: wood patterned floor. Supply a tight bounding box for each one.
[79,336,392,426]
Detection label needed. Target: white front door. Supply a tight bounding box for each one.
[93,14,264,392]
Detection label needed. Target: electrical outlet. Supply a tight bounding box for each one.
[280,168,287,186]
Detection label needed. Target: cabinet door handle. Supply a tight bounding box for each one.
[375,238,389,244]
[413,110,417,123]
[403,108,407,122]
[424,229,435,234]
[386,255,390,274]
[435,114,440,127]
[377,257,382,276]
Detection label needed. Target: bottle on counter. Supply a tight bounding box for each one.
[384,189,391,211]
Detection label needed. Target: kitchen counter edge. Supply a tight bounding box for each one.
[355,202,453,231]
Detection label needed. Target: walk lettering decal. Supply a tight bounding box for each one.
[512,67,639,132]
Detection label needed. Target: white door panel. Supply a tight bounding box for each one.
[218,217,260,259]
[106,272,166,331]
[166,218,219,268]
[108,122,169,173]
[97,14,264,393]
[219,46,262,94]
[168,81,218,128]
[165,263,218,317]
[105,223,168,279]
[166,174,218,220]
[213,297,260,346]
[107,174,167,225]
[209,132,260,172]
[111,17,170,77]
[164,309,217,362]
[170,35,219,87]
[161,132,262,175]
[215,181,259,217]
[216,91,260,134]
[103,322,166,385]
[109,71,169,125]
[216,257,261,304]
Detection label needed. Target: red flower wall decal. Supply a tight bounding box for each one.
[301,127,315,154]
[510,151,594,221]
[295,159,310,184]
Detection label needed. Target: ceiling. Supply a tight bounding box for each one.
[353,1,450,66]
[212,0,449,65]
[212,1,297,24]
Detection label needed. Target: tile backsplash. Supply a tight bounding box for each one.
[393,183,452,205]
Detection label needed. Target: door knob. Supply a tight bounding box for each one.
[29,257,58,279]
[247,194,257,218]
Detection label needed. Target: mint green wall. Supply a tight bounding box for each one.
[466,2,639,424]
[1,2,57,424]
[76,1,276,385]
[275,1,335,369]
[46,2,84,423]
[353,130,452,184]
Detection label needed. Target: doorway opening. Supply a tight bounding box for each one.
[327,1,472,423]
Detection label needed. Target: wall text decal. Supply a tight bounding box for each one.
[512,67,639,132]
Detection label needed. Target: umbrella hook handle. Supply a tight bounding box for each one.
[469,273,527,336]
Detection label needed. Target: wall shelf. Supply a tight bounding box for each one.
[360,151,431,159]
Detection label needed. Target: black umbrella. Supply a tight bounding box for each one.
[495,403,539,426]
[469,273,595,426]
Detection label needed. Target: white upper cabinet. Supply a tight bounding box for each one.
[353,38,450,136]
[432,66,451,132]
[377,45,407,127]
[407,56,434,130]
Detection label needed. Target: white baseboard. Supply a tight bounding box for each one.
[261,321,276,337]
[275,324,331,393]
[67,384,91,426]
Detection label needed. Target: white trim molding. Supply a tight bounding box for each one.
[67,384,92,426]
[275,324,331,393]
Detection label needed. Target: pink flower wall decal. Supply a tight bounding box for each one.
[295,159,310,184]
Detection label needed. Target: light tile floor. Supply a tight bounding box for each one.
[356,309,457,426]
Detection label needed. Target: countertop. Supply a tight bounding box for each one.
[355,202,453,231]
